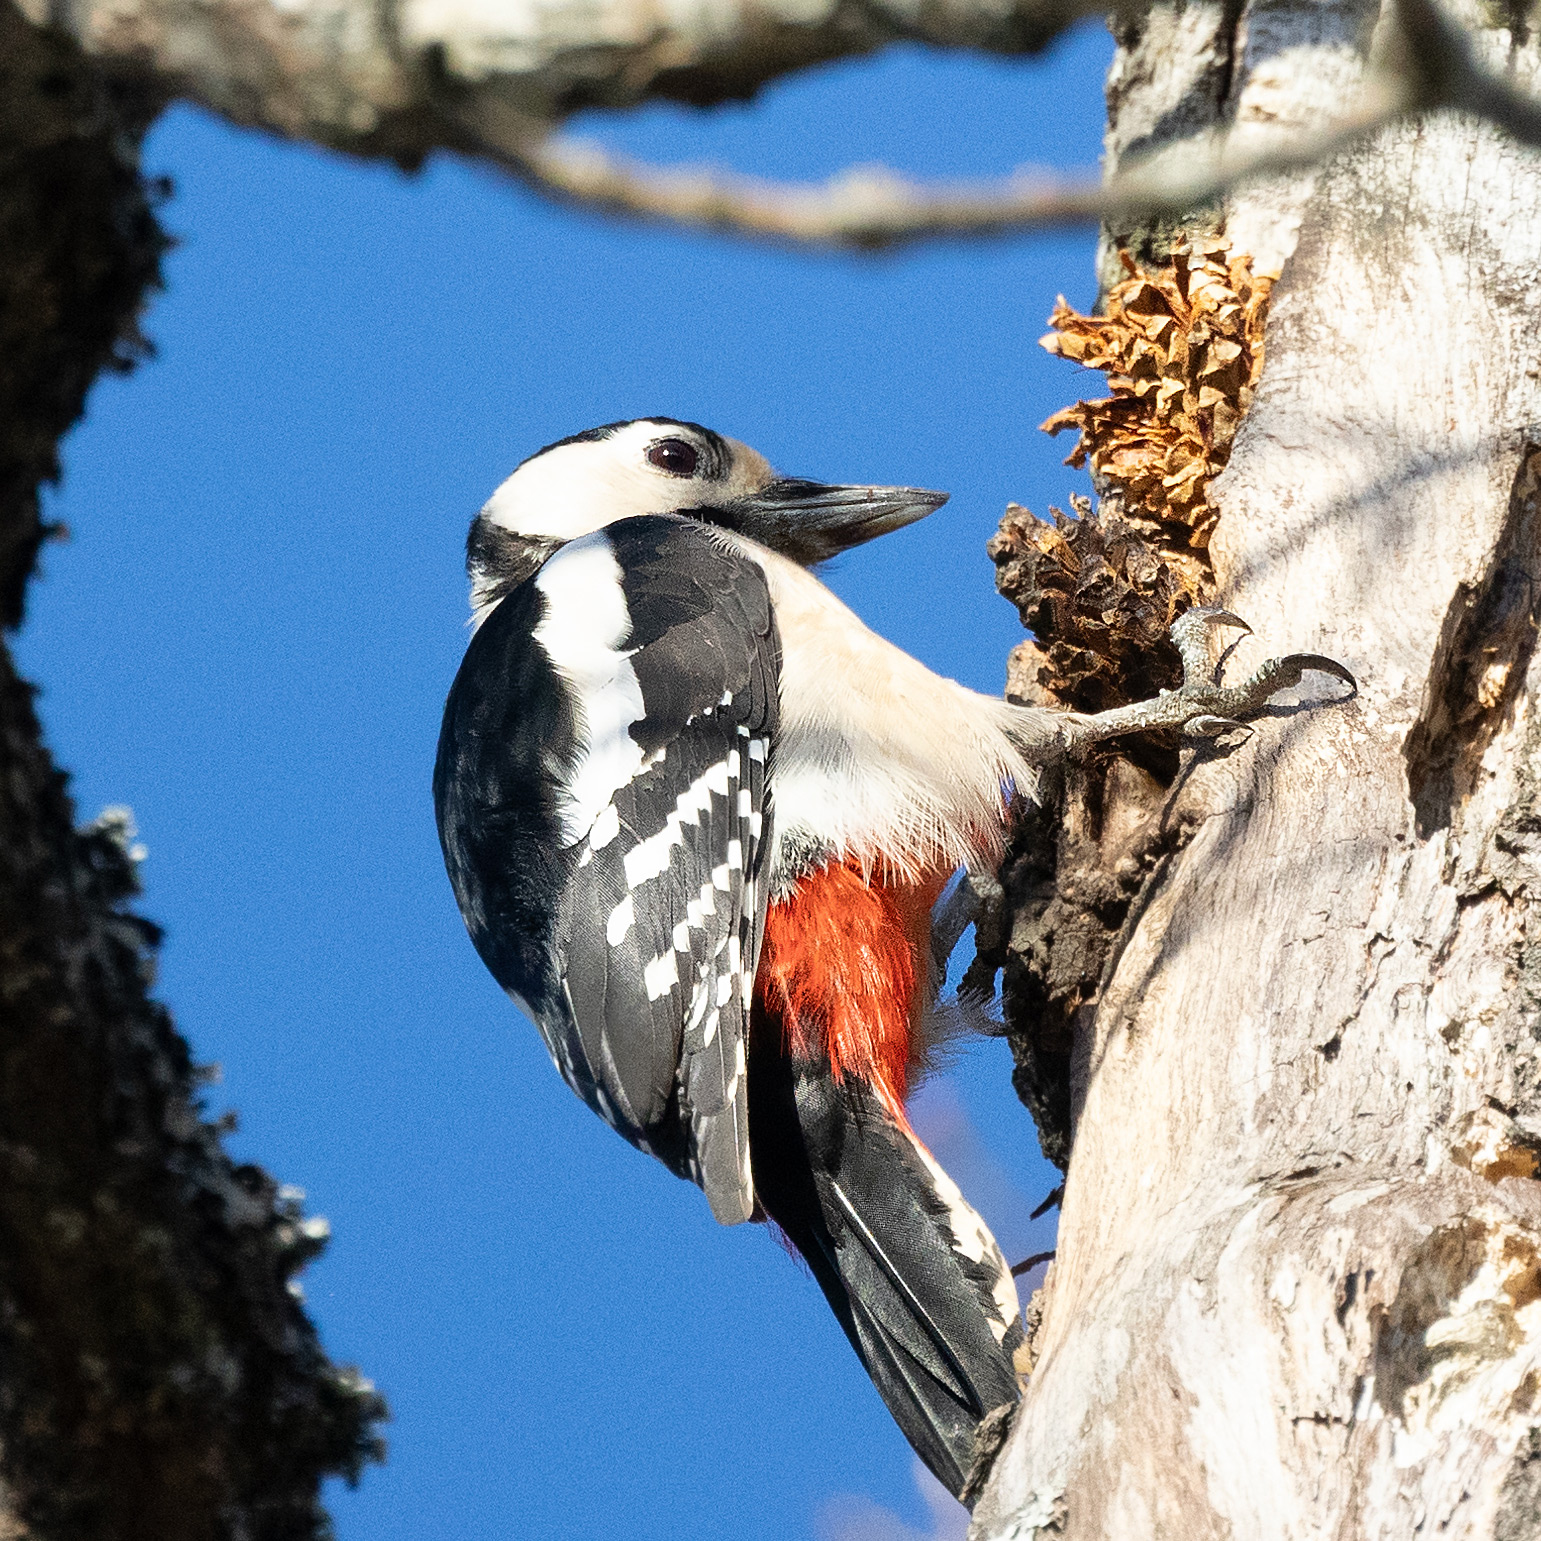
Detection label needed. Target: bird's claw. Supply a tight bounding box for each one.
[1060,608,1356,753]
[1171,605,1251,688]
[1182,714,1250,740]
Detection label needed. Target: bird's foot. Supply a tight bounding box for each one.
[1059,606,1356,753]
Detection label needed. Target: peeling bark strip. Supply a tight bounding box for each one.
[0,13,385,1537]
[1405,445,1541,840]
[975,238,1275,1173]
[989,240,1273,713]
[1041,239,1274,559]
[973,0,1541,1529]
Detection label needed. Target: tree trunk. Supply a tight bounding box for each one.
[972,0,1541,1534]
[0,13,384,1538]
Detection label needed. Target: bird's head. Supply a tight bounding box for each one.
[472,418,949,577]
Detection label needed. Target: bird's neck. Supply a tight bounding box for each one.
[466,516,561,625]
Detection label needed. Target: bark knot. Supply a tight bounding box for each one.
[1374,1212,1541,1442]
[1450,1105,1541,1184]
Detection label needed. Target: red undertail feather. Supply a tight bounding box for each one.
[756,859,951,1115]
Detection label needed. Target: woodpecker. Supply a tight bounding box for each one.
[433,419,1352,1498]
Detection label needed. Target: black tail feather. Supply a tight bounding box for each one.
[749,1029,1023,1499]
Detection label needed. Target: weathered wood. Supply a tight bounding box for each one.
[974,0,1541,1532]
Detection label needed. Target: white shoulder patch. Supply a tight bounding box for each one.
[533,532,645,848]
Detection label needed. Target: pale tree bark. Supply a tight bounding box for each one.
[6,0,1541,1530]
[970,0,1541,1535]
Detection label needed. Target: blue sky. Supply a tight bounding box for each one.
[17,27,1111,1541]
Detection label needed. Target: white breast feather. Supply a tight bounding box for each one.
[726,538,1050,880]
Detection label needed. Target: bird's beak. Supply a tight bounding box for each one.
[716,479,949,566]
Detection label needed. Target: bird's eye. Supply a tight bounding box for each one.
[646,439,699,476]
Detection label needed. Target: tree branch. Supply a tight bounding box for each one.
[455,0,1541,251]
[466,84,1408,249]
[8,0,1110,150]
[14,0,1541,250]
[1394,0,1541,145]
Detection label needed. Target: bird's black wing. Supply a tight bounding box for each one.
[436,514,778,1225]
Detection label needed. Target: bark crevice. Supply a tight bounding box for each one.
[1405,442,1541,840]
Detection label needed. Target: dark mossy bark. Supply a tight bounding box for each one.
[0,8,385,1535]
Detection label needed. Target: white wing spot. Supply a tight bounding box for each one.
[686,975,712,1032]
[623,757,731,889]
[606,894,635,946]
[723,1038,746,1102]
[644,950,679,1001]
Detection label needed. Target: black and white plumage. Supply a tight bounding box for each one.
[436,417,1049,1498]
[437,513,777,1222]
[748,1037,1024,1490]
[434,420,1354,1502]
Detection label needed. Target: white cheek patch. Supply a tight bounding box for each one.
[605,894,634,946]
[533,534,646,849]
[479,423,705,546]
